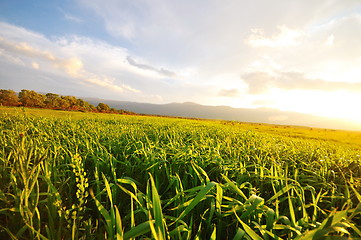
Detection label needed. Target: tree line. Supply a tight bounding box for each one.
[0,89,134,114]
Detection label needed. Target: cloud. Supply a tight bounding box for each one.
[76,0,361,91]
[0,37,84,77]
[85,77,140,93]
[0,24,144,97]
[78,0,142,40]
[218,88,240,97]
[2,1,361,111]
[242,14,361,88]
[325,34,334,47]
[247,25,304,48]
[0,22,48,45]
[0,47,25,66]
[317,14,361,59]
[76,0,255,66]
[242,71,361,94]
[58,8,83,23]
[0,21,199,103]
[64,13,83,23]
[0,37,53,59]
[61,58,83,77]
[126,56,176,77]
[31,61,39,69]
[65,14,83,23]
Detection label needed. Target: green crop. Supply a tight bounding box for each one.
[0,107,360,239]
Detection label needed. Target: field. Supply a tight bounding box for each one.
[0,107,361,239]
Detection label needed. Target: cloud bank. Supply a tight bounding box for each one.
[242,71,361,94]
[0,21,190,102]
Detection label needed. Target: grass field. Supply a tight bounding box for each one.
[1,106,361,239]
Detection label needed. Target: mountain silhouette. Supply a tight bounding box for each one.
[84,98,361,131]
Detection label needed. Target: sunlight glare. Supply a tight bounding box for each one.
[272,90,361,124]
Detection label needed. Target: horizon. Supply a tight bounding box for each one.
[1,1,361,126]
[1,87,361,131]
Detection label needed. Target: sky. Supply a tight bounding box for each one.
[1,0,361,124]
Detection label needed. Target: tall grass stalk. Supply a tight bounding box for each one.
[0,108,360,239]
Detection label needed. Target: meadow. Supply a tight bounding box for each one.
[0,107,360,239]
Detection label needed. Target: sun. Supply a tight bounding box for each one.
[271,90,361,125]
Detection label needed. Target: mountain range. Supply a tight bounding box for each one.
[84,98,361,131]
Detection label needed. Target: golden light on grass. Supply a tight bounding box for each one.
[0,107,360,239]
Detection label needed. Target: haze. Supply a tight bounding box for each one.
[1,0,361,126]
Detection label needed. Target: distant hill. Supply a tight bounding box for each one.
[85,98,361,131]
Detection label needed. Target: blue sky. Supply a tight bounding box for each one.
[1,0,361,123]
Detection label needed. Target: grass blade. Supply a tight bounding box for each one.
[233,208,262,240]
[266,184,293,204]
[174,182,216,222]
[115,205,123,240]
[149,173,167,240]
[232,228,246,240]
[123,220,154,239]
[221,174,247,200]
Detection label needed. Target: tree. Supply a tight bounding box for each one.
[18,89,45,107]
[88,104,96,112]
[96,103,110,113]
[76,98,92,112]
[45,93,60,108]
[109,108,118,113]
[62,96,77,110]
[1,88,133,115]
[0,89,20,106]
[55,97,70,110]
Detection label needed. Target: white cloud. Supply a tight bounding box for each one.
[107,23,135,40]
[0,22,150,99]
[75,0,361,102]
[0,21,197,102]
[78,0,142,40]
[218,88,240,97]
[58,8,84,23]
[0,22,47,44]
[0,47,25,66]
[31,61,39,69]
[77,0,253,66]
[85,77,140,93]
[242,70,361,94]
[64,13,83,23]
[325,34,334,47]
[0,37,85,78]
[243,14,361,86]
[247,25,304,48]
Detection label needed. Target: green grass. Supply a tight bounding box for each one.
[0,106,360,239]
